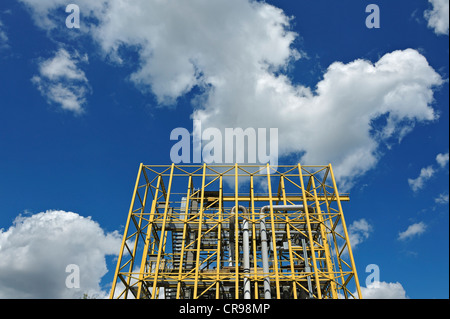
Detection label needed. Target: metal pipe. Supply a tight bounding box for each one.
[259,205,312,299]
[301,236,314,298]
[231,205,251,299]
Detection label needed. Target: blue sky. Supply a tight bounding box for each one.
[0,0,448,299]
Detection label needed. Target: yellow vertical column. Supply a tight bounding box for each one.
[266,163,281,299]
[215,174,223,299]
[280,175,298,299]
[234,163,240,299]
[193,164,207,299]
[136,173,162,299]
[328,164,362,299]
[310,175,338,299]
[110,163,143,299]
[176,175,193,299]
[298,164,322,299]
[151,163,175,299]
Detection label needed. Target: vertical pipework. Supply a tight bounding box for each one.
[260,207,271,299]
[242,217,250,299]
[231,205,251,299]
[301,236,314,299]
[259,205,312,300]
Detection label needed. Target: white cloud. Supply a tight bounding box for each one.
[408,165,436,192]
[0,210,122,298]
[0,19,8,46]
[19,0,444,189]
[424,0,449,35]
[348,219,373,250]
[194,48,442,190]
[335,219,373,256]
[398,222,427,241]
[435,193,449,204]
[32,48,90,114]
[17,0,108,30]
[408,151,448,192]
[360,281,408,299]
[436,151,449,168]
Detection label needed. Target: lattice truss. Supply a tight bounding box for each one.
[110,164,362,299]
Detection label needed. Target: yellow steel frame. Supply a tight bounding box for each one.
[109,163,362,299]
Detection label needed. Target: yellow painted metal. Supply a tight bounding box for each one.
[328,164,363,299]
[266,163,281,299]
[176,175,192,299]
[110,163,362,299]
[109,163,143,299]
[298,164,321,299]
[234,163,239,299]
[193,164,206,298]
[311,176,338,299]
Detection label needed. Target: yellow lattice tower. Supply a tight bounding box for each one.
[109,163,362,299]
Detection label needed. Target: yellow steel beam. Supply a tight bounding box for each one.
[234,163,239,299]
[193,164,207,299]
[136,174,162,299]
[215,175,223,299]
[311,176,338,299]
[151,163,175,299]
[267,164,281,299]
[207,196,350,202]
[298,164,322,299]
[281,175,298,299]
[176,175,193,299]
[328,164,362,299]
[110,163,143,299]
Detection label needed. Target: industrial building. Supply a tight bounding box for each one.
[109,163,362,299]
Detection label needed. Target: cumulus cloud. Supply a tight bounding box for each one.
[424,0,449,35]
[0,210,122,298]
[398,222,427,241]
[360,281,408,299]
[32,48,91,114]
[19,0,444,189]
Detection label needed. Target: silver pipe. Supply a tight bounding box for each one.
[301,237,314,298]
[259,204,312,299]
[231,205,251,299]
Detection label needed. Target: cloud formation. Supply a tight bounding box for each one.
[360,281,408,299]
[436,151,449,168]
[408,150,449,192]
[435,193,449,204]
[18,0,444,190]
[32,48,91,114]
[398,222,427,241]
[424,0,449,35]
[0,210,121,298]
[0,19,8,45]
[348,219,373,250]
[408,166,436,192]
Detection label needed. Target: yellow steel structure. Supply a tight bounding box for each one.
[109,163,362,299]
